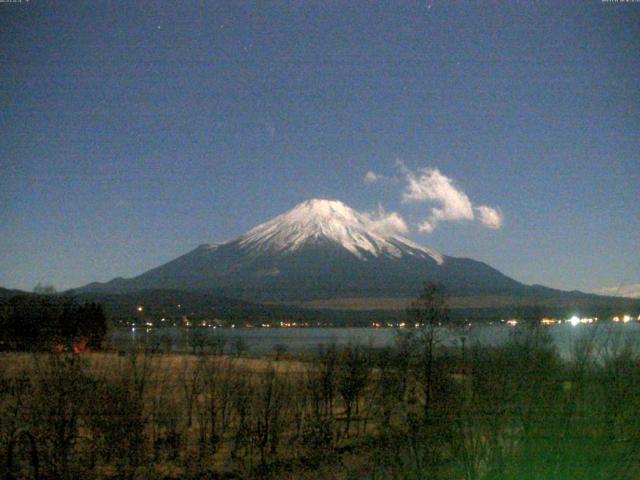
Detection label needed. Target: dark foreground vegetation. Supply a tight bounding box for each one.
[1,285,638,479]
[1,323,639,479]
[0,295,107,352]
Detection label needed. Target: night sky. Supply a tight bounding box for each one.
[1,1,638,295]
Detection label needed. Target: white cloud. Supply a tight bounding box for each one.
[363,170,400,185]
[363,171,381,184]
[594,284,640,298]
[401,167,474,231]
[398,164,503,233]
[475,205,504,229]
[363,206,409,236]
[417,221,435,233]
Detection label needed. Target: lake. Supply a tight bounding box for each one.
[109,322,640,359]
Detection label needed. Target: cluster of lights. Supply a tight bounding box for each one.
[563,314,639,325]
[541,318,561,325]
[371,322,425,328]
[566,316,597,326]
[279,321,301,328]
[541,315,640,326]
[127,309,638,332]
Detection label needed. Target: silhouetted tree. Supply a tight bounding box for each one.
[33,282,57,295]
[233,337,248,357]
[0,295,107,350]
[407,282,450,421]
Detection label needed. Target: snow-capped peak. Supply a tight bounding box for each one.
[236,199,444,263]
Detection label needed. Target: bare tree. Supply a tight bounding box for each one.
[33,283,56,295]
[407,283,450,421]
[336,343,370,438]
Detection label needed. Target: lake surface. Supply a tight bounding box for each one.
[109,322,640,359]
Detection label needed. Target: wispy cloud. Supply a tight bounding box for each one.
[363,170,398,185]
[397,163,503,233]
[594,283,640,298]
[362,163,504,233]
[363,205,409,236]
[363,171,382,184]
[475,205,504,229]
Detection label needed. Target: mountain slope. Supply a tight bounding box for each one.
[237,199,443,262]
[78,199,545,301]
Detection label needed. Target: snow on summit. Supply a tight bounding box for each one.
[237,199,444,263]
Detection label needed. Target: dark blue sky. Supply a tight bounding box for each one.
[1,1,638,294]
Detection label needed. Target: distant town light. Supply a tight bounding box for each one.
[137,306,143,312]
[568,316,580,327]
[507,319,518,326]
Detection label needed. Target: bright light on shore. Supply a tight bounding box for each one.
[541,318,560,325]
[568,316,580,327]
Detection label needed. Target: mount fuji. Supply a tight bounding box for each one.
[79,199,538,302]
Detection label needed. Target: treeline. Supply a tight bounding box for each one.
[0,295,107,351]
[0,325,639,479]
